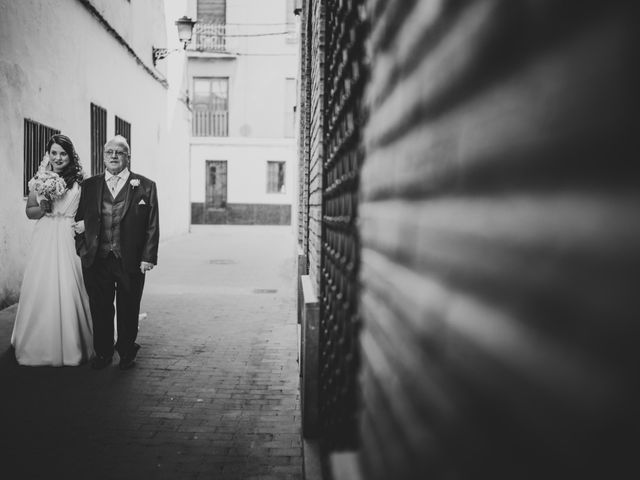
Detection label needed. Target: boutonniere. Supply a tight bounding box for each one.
[130,179,140,188]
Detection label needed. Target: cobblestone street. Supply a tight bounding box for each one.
[0,225,302,479]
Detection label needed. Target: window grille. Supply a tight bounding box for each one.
[23,119,60,197]
[115,116,131,152]
[90,103,107,176]
[267,161,286,193]
[196,0,227,51]
[319,0,369,449]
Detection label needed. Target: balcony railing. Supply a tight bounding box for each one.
[189,22,227,53]
[193,109,228,137]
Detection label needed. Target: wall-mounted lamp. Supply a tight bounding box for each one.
[152,16,196,67]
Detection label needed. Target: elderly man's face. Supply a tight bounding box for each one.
[103,139,130,175]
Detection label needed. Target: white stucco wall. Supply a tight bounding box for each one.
[190,139,295,204]
[87,0,168,62]
[186,0,299,214]
[189,55,297,140]
[0,0,191,307]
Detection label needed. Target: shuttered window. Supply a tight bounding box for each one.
[197,0,226,22]
[90,103,107,176]
[23,119,60,197]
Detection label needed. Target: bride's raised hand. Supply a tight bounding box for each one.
[39,153,51,171]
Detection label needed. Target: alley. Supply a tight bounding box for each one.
[0,225,302,479]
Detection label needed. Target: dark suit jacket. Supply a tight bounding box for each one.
[75,172,159,272]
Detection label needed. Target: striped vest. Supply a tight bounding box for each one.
[98,181,127,258]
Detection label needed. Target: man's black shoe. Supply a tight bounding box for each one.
[119,344,140,370]
[91,356,113,370]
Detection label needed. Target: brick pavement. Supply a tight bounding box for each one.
[0,225,303,479]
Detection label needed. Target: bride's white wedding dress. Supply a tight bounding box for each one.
[11,182,94,366]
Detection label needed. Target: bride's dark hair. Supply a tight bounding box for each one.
[46,134,84,188]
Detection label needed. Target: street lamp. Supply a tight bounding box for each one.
[152,16,196,67]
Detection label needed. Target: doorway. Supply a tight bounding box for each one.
[205,160,227,209]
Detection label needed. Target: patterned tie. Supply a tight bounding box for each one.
[109,175,120,196]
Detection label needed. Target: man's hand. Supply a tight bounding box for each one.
[140,261,155,274]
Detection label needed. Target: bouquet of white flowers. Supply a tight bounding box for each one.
[28,156,67,201]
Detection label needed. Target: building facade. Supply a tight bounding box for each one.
[0,0,192,308]
[186,0,298,225]
[297,1,640,479]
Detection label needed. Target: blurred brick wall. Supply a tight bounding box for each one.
[317,0,369,449]
[307,0,325,292]
[297,0,310,262]
[357,1,640,479]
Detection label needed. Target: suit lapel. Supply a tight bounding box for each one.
[96,174,105,215]
[121,173,135,219]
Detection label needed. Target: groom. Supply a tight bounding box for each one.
[75,135,159,370]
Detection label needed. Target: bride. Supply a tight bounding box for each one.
[11,134,94,366]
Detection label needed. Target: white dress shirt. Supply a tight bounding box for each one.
[104,168,130,198]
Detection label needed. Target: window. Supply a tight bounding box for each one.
[23,119,60,197]
[285,78,296,138]
[267,161,286,193]
[197,0,226,22]
[90,103,107,175]
[194,0,226,51]
[115,116,131,151]
[193,77,229,137]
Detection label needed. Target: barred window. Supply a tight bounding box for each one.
[115,115,132,153]
[267,161,286,193]
[91,103,107,176]
[23,119,60,197]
